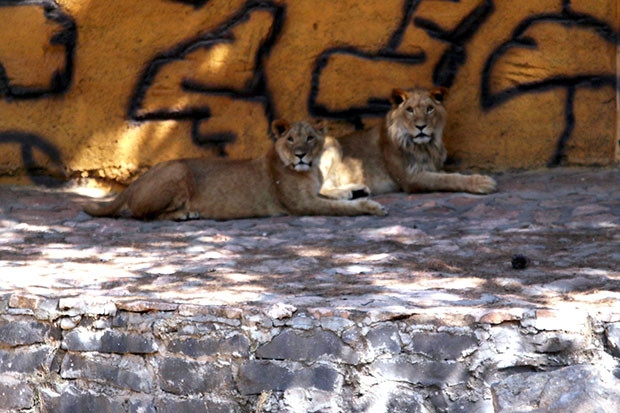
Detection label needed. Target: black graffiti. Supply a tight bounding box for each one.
[308,0,495,126]
[309,48,426,127]
[0,1,76,100]
[128,0,285,156]
[308,0,425,127]
[383,0,421,52]
[0,131,65,187]
[169,0,210,8]
[481,8,620,166]
[414,0,494,88]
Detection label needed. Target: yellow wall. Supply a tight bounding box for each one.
[0,0,618,186]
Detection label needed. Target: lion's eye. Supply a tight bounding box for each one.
[426,106,435,114]
[307,135,315,142]
[287,136,294,143]
[406,107,414,114]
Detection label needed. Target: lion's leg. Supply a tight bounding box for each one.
[320,184,371,200]
[127,162,196,220]
[158,209,200,221]
[288,195,387,217]
[317,197,387,216]
[319,137,372,200]
[404,171,497,194]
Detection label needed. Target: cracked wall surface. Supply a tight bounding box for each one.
[0,0,618,185]
[1,297,619,412]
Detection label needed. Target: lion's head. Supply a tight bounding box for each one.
[386,87,448,153]
[272,119,326,172]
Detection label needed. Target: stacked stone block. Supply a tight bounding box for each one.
[1,294,619,412]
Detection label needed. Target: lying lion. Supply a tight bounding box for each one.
[83,120,387,220]
[320,87,497,196]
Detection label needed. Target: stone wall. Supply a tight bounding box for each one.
[1,294,619,412]
[0,0,618,185]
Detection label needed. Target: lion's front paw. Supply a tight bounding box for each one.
[471,175,497,194]
[320,184,371,200]
[349,185,371,199]
[168,210,200,221]
[360,199,388,216]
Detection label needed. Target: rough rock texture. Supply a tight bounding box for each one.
[0,167,619,412]
[492,365,620,413]
[0,1,618,186]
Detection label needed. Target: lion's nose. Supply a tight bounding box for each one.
[416,124,427,131]
[295,152,307,160]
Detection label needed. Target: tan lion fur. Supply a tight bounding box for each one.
[83,120,386,220]
[320,87,497,196]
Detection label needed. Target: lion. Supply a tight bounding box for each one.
[82,120,387,220]
[319,87,497,197]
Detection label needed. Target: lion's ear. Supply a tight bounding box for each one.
[430,87,448,103]
[390,89,408,107]
[271,119,290,137]
[311,118,326,135]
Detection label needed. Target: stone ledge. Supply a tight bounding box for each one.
[0,296,619,412]
[1,168,619,411]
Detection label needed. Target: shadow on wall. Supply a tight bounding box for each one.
[0,1,75,186]
[1,0,285,185]
[128,1,285,157]
[0,131,65,187]
[0,2,76,100]
[0,0,619,186]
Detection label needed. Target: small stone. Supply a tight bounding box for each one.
[0,347,55,374]
[365,324,402,354]
[0,378,35,411]
[511,254,529,270]
[319,317,355,333]
[58,297,116,317]
[410,332,478,361]
[256,329,359,364]
[266,303,297,320]
[287,315,316,330]
[60,317,81,330]
[478,310,522,324]
[56,385,124,412]
[157,398,232,413]
[158,357,231,395]
[92,318,111,329]
[62,329,158,354]
[167,335,250,357]
[491,365,620,412]
[371,357,469,387]
[606,323,620,357]
[33,299,62,321]
[116,300,178,312]
[237,361,339,395]
[522,309,588,333]
[0,318,56,346]
[8,294,44,311]
[61,353,154,393]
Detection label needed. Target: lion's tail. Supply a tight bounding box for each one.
[82,190,129,217]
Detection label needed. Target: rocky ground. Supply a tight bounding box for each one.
[0,167,619,412]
